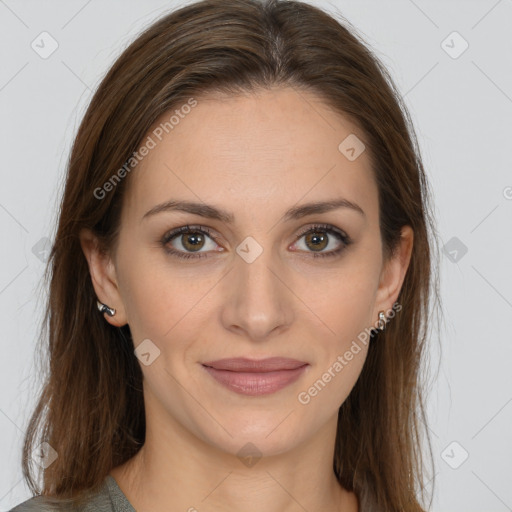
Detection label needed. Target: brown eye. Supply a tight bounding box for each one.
[180,231,206,252]
[161,225,220,260]
[292,224,351,259]
[304,231,329,252]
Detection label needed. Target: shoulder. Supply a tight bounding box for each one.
[10,495,58,512]
[10,495,75,511]
[9,479,115,512]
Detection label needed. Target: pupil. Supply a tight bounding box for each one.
[307,232,327,251]
[184,233,203,250]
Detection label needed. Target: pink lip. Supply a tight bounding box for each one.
[201,357,309,396]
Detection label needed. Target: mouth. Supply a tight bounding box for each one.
[201,357,309,396]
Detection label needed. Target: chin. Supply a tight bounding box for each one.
[195,411,313,459]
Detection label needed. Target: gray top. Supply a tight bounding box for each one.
[11,475,380,511]
[10,475,135,512]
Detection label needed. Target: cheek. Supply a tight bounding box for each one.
[118,249,219,343]
[299,265,377,340]
[116,251,179,340]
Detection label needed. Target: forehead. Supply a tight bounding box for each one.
[123,86,378,224]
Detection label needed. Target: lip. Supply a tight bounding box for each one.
[202,357,308,372]
[201,357,309,396]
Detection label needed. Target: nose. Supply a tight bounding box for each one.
[219,245,294,342]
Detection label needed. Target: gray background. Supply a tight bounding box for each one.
[1,0,511,510]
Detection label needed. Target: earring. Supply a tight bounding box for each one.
[97,300,116,317]
[378,311,386,331]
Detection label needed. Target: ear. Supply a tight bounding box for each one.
[373,225,414,323]
[79,228,128,327]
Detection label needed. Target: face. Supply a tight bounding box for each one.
[82,86,412,458]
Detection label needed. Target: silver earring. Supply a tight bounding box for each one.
[378,311,386,331]
[97,300,116,317]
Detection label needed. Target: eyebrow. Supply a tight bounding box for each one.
[142,198,365,223]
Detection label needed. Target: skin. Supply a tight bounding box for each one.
[80,86,413,512]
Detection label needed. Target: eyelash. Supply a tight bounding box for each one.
[160,223,352,260]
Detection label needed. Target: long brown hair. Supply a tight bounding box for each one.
[21,1,441,510]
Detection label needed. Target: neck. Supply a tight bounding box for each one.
[110,411,358,511]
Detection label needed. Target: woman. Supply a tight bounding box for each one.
[12,0,440,510]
